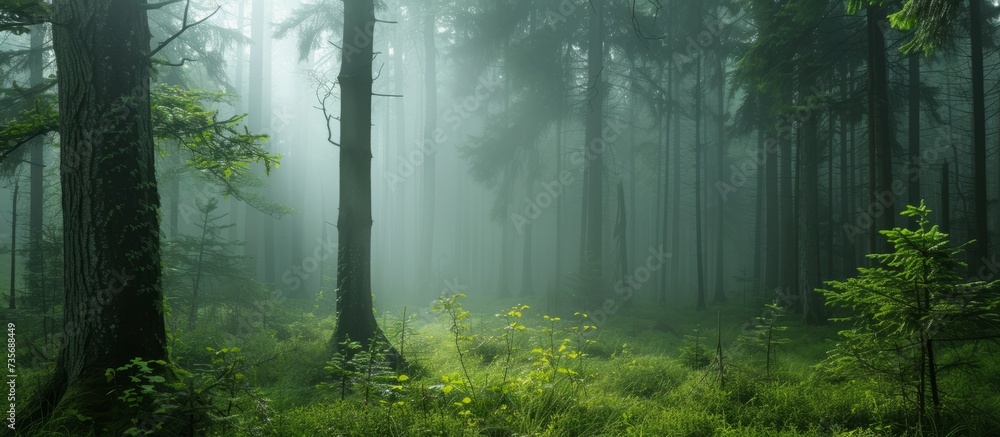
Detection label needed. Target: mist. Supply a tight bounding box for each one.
[1,0,999,435]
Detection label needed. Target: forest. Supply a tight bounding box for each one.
[1,0,1000,435]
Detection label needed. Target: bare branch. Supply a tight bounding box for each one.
[142,0,184,10]
[148,0,221,60]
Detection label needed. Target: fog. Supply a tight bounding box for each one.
[2,0,1000,435]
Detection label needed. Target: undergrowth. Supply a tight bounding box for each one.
[16,293,1000,436]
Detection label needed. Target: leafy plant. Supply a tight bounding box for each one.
[494,303,529,392]
[433,293,477,398]
[105,358,172,436]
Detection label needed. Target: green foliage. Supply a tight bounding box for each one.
[738,302,790,376]
[529,313,595,389]
[678,325,712,369]
[322,336,362,400]
[493,303,529,391]
[104,358,172,436]
[273,0,343,61]
[846,0,962,55]
[603,354,687,398]
[150,84,290,216]
[432,293,478,398]
[187,345,280,435]
[819,202,1000,428]
[322,334,401,405]
[162,197,267,334]
[82,293,995,436]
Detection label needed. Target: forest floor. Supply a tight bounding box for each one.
[216,292,1000,436]
[16,291,1000,436]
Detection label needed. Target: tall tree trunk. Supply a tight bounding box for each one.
[245,0,271,280]
[908,54,921,208]
[228,0,247,247]
[187,203,213,331]
[393,28,407,296]
[840,71,854,278]
[553,114,563,310]
[780,132,795,299]
[616,181,630,306]
[8,180,18,310]
[764,104,780,291]
[826,105,835,279]
[499,218,511,298]
[713,53,728,305]
[670,63,682,295]
[168,155,181,237]
[27,17,45,317]
[941,162,950,234]
[332,0,392,357]
[420,0,437,294]
[629,92,639,297]
[866,4,894,253]
[695,55,707,311]
[520,219,534,296]
[659,62,672,304]
[800,109,822,324]
[753,118,764,285]
[34,0,167,427]
[583,0,605,305]
[969,0,989,272]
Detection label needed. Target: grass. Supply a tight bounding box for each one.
[240,296,999,436]
[14,293,1000,436]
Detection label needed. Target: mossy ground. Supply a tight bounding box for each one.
[14,295,1000,436]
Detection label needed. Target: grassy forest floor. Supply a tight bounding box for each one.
[15,291,1000,436]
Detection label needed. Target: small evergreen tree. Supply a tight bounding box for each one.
[163,197,267,334]
[738,302,788,377]
[819,202,1000,429]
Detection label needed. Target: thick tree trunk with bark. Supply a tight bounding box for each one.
[29,0,168,428]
